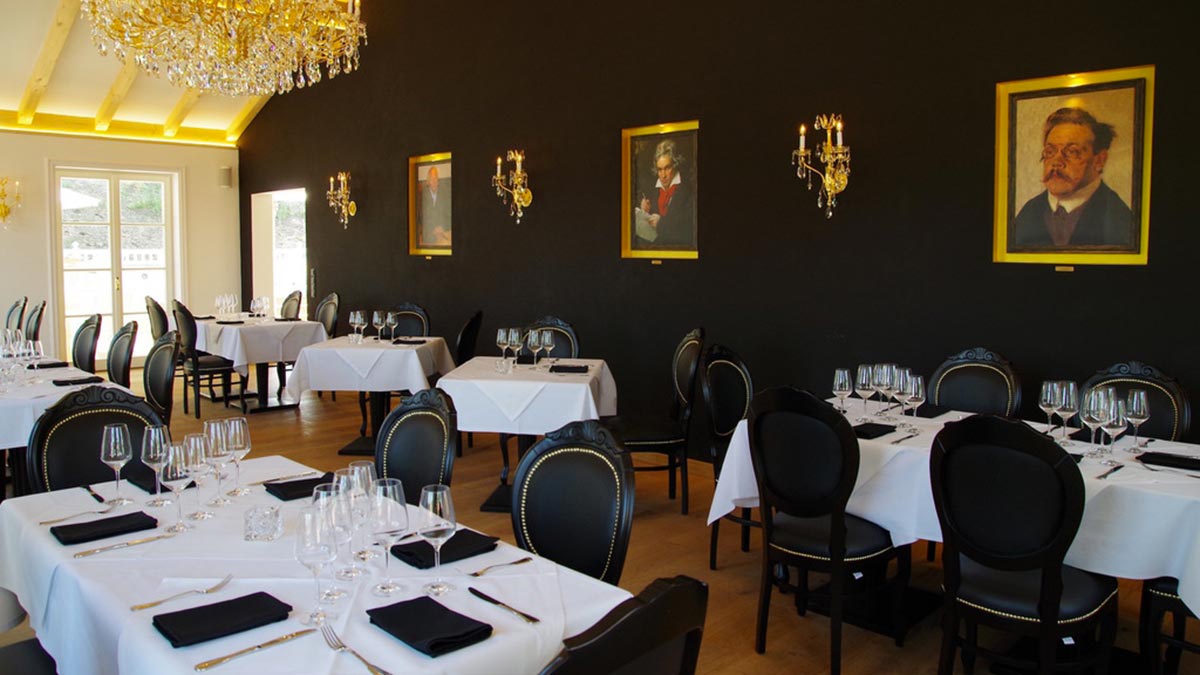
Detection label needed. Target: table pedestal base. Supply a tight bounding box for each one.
[989,640,1140,674]
[338,436,376,456]
[337,392,391,456]
[480,433,535,513]
[801,581,940,642]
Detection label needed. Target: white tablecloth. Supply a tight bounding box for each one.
[708,409,1200,613]
[0,456,631,675]
[437,357,618,435]
[284,336,457,398]
[0,366,126,448]
[196,319,328,375]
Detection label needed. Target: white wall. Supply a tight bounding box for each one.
[0,130,239,357]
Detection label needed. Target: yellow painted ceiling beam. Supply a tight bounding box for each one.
[0,109,234,148]
[163,88,202,137]
[226,95,271,142]
[17,0,81,125]
[95,55,140,132]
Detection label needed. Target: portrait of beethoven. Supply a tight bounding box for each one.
[621,120,699,259]
[994,66,1153,265]
[408,153,453,256]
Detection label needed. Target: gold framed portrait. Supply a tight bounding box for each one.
[408,152,452,256]
[621,120,699,259]
[993,65,1154,265]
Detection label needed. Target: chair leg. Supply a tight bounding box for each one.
[709,520,720,571]
[1166,611,1187,675]
[961,621,977,674]
[239,375,248,413]
[1037,635,1056,675]
[192,371,202,419]
[181,372,189,415]
[927,540,937,562]
[276,363,286,399]
[755,553,773,654]
[667,448,677,500]
[222,373,232,408]
[331,391,336,401]
[937,609,959,675]
[455,432,463,458]
[794,567,808,616]
[679,450,689,515]
[740,508,752,551]
[1096,608,1117,675]
[892,548,912,646]
[830,564,844,675]
[358,392,368,436]
[467,432,473,448]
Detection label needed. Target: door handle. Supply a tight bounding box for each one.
[115,277,121,291]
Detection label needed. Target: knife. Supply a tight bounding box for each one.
[890,432,920,445]
[1096,464,1125,480]
[248,471,319,486]
[468,587,540,624]
[73,533,175,558]
[84,485,105,503]
[193,629,316,671]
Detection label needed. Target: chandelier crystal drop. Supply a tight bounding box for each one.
[82,0,368,97]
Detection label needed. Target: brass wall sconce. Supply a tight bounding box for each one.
[0,177,21,229]
[792,114,851,218]
[326,171,356,228]
[492,150,532,223]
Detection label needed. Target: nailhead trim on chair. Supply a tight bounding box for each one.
[380,410,448,484]
[768,540,894,564]
[933,363,1015,416]
[952,587,1118,625]
[42,408,153,492]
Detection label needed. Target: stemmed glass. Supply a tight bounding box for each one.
[507,328,521,368]
[1126,390,1150,450]
[312,484,351,599]
[224,417,252,496]
[160,443,192,533]
[907,375,926,418]
[1081,388,1111,457]
[295,506,339,626]
[832,368,852,413]
[854,364,874,422]
[344,461,378,564]
[418,484,456,597]
[141,425,172,507]
[99,423,134,506]
[1101,398,1128,457]
[372,311,385,340]
[496,329,509,360]
[1039,381,1061,432]
[527,331,543,367]
[873,364,896,420]
[370,478,409,597]
[184,433,214,520]
[1057,381,1079,447]
[893,369,914,429]
[203,420,232,507]
[541,330,556,366]
[385,312,398,341]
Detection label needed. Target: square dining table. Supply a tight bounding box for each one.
[195,317,328,413]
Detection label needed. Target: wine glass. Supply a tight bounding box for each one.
[418,484,456,596]
[854,364,874,422]
[99,423,134,506]
[372,311,385,340]
[541,330,556,365]
[385,312,398,340]
[873,364,896,420]
[1126,389,1150,451]
[907,375,926,418]
[893,369,914,428]
[344,461,378,561]
[1101,398,1127,457]
[496,329,509,360]
[1039,381,1061,432]
[203,420,232,507]
[224,417,252,496]
[141,425,172,507]
[370,478,409,597]
[295,506,339,625]
[832,368,852,413]
[507,328,521,367]
[160,443,192,533]
[183,433,214,520]
[312,484,353,596]
[527,330,543,366]
[1057,381,1079,446]
[1081,388,1111,457]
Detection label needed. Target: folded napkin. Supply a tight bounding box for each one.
[50,511,158,545]
[367,596,492,657]
[853,422,898,440]
[215,320,244,325]
[549,364,588,374]
[153,592,291,648]
[262,472,334,501]
[391,529,499,569]
[193,315,215,320]
[392,338,426,345]
[915,404,953,419]
[27,360,69,370]
[1069,453,1083,464]
[274,317,302,322]
[126,468,192,494]
[52,375,104,386]
[1138,451,1200,472]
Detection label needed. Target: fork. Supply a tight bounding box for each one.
[319,624,392,675]
[130,574,233,611]
[39,503,117,526]
[469,556,533,577]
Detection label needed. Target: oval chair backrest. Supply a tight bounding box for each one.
[672,327,705,413]
[512,420,634,585]
[455,310,483,365]
[26,386,164,493]
[106,321,138,388]
[699,344,753,471]
[374,389,457,504]
[24,300,46,342]
[389,302,429,337]
[144,331,180,424]
[929,347,1022,416]
[145,296,169,340]
[280,291,302,319]
[6,297,26,331]
[315,292,339,338]
[171,301,199,358]
[72,314,102,374]
[525,316,579,359]
[1083,361,1191,441]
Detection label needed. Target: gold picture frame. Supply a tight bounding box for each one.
[993,65,1154,265]
[408,151,453,256]
[621,120,699,259]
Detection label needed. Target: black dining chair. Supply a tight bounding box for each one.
[518,315,579,362]
[72,314,102,374]
[511,420,634,585]
[373,388,458,504]
[145,296,169,340]
[279,290,302,319]
[172,300,245,418]
[1083,361,1191,441]
[748,387,910,673]
[929,346,1022,416]
[0,639,56,675]
[313,292,341,401]
[604,328,704,515]
[105,321,138,388]
[931,414,1118,675]
[354,301,431,435]
[143,330,180,426]
[701,343,758,568]
[5,296,26,332]
[1140,577,1199,675]
[538,575,709,675]
[23,300,45,342]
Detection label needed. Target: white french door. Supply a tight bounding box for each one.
[53,168,176,365]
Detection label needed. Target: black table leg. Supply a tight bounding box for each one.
[244,363,299,413]
[481,434,534,512]
[338,392,390,455]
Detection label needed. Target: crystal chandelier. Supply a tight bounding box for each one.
[81,0,368,97]
[792,114,851,218]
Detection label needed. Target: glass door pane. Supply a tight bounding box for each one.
[60,176,115,358]
[119,179,168,357]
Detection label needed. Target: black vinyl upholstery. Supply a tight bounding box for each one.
[699,343,757,568]
[143,331,180,425]
[24,385,163,494]
[374,388,458,504]
[0,639,57,675]
[72,314,102,374]
[145,296,169,340]
[1140,577,1199,675]
[390,302,430,337]
[172,300,242,418]
[5,296,26,331]
[539,575,708,675]
[929,347,1021,416]
[106,321,137,388]
[454,310,483,366]
[1084,361,1191,441]
[314,292,339,337]
[279,290,302,319]
[512,420,634,585]
[930,415,1117,675]
[23,300,45,341]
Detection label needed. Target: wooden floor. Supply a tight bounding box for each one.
[6,372,1198,673]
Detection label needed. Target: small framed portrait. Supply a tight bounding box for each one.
[621,120,699,259]
[993,65,1154,265]
[408,152,452,256]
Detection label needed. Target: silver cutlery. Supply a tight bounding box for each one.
[73,533,175,558]
[84,485,106,503]
[39,503,116,525]
[1096,464,1124,480]
[1135,458,1200,479]
[131,573,233,611]
[248,471,320,486]
[469,586,540,624]
[193,628,315,671]
[319,623,391,675]
[469,556,533,577]
[890,432,920,445]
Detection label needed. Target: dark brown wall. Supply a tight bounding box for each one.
[238,1,1198,438]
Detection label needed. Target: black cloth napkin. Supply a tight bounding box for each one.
[215,320,244,325]
[274,317,301,322]
[915,404,954,419]
[50,511,158,545]
[52,375,104,386]
[367,596,492,657]
[262,472,334,501]
[27,360,69,370]
[1069,453,1084,464]
[391,529,499,569]
[1138,451,1200,472]
[392,338,426,345]
[126,468,193,494]
[153,592,292,648]
[549,364,589,374]
[193,315,215,320]
[853,422,898,440]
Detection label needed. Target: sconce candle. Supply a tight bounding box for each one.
[0,177,21,228]
[326,171,357,229]
[799,124,806,151]
[491,150,532,224]
[791,114,851,218]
